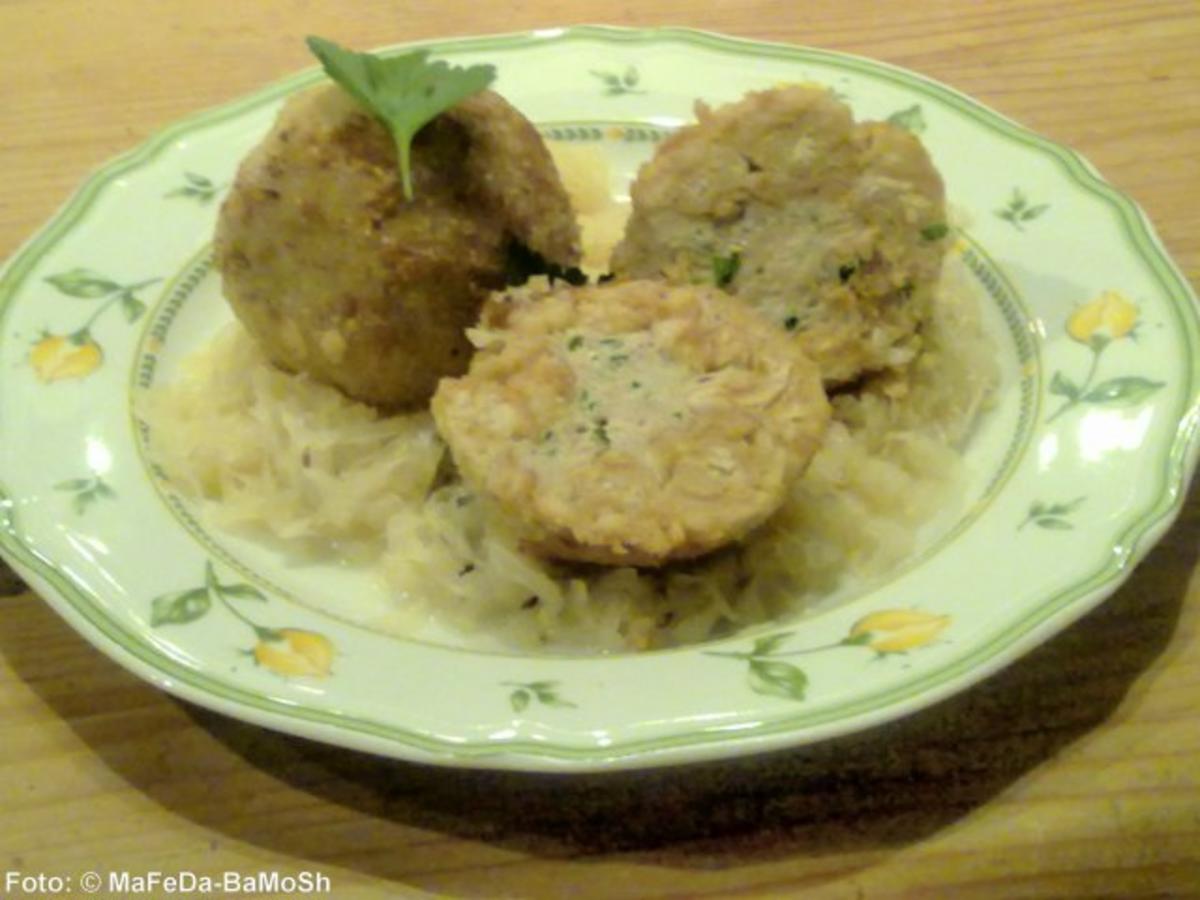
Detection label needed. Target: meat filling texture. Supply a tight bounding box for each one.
[432,279,831,566]
[611,84,949,385]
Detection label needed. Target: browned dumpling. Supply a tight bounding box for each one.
[214,84,580,408]
[432,279,831,567]
[611,85,949,385]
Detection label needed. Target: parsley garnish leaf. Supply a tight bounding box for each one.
[306,36,496,201]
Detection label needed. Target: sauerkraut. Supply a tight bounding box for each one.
[141,244,995,653]
[141,129,997,654]
[140,327,444,561]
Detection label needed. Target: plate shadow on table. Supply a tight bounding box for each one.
[0,558,26,596]
[198,503,1196,868]
[1,478,1195,886]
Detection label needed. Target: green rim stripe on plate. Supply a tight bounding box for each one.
[1,25,1198,765]
[5,25,1195,340]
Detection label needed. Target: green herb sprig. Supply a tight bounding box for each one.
[306,36,496,201]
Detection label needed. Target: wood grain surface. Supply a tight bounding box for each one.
[2,2,1198,897]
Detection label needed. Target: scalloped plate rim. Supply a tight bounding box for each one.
[1,24,1198,771]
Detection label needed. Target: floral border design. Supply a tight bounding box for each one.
[32,269,159,382]
[706,610,952,701]
[55,475,116,514]
[590,64,644,95]
[1048,290,1163,423]
[0,26,1193,770]
[164,171,224,204]
[151,561,336,678]
[996,187,1049,230]
[504,681,576,712]
[1020,497,1086,531]
[887,103,926,133]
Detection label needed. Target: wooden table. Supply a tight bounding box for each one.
[2,2,1197,897]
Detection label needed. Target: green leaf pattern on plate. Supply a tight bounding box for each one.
[996,187,1049,230]
[590,64,644,95]
[54,475,116,515]
[32,270,159,381]
[706,610,951,702]
[1048,290,1164,422]
[151,586,212,626]
[152,561,336,678]
[164,171,223,203]
[504,680,576,712]
[748,658,810,700]
[1,26,1194,770]
[1020,497,1086,531]
[887,103,926,133]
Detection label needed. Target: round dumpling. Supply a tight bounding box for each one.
[215,84,580,408]
[432,279,831,566]
[611,85,949,385]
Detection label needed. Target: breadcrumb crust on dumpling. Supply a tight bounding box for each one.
[215,84,580,409]
[611,84,949,386]
[432,279,831,566]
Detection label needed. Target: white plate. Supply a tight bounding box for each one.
[2,26,1197,771]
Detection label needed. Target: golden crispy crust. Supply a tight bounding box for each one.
[432,279,831,566]
[447,91,581,264]
[214,85,580,409]
[610,85,948,385]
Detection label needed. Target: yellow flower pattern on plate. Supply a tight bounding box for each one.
[150,562,335,679]
[30,334,103,382]
[706,608,951,701]
[848,609,951,654]
[32,269,157,382]
[1066,290,1138,346]
[1047,290,1163,423]
[254,629,336,678]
